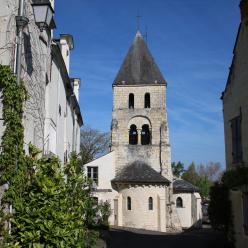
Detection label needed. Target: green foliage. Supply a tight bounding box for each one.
[181,162,221,198]
[208,167,248,247]
[222,166,248,189]
[196,176,212,198]
[182,162,200,185]
[171,161,184,177]
[209,183,232,231]
[208,183,235,247]
[0,65,25,244]
[0,66,99,247]
[0,65,25,184]
[98,201,112,228]
[2,146,98,247]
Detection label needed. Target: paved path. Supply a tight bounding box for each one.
[105,226,228,248]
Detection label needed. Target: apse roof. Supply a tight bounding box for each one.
[112,161,170,184]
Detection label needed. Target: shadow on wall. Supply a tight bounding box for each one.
[183,219,203,231]
[104,227,228,248]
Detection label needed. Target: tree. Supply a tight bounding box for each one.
[197,162,222,182]
[80,126,109,165]
[182,162,223,198]
[171,161,184,177]
[182,162,200,185]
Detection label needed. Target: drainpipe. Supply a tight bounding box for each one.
[72,112,75,152]
[15,0,29,85]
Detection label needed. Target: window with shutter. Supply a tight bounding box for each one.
[231,115,242,163]
[243,193,248,235]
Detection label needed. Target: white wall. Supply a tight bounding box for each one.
[173,193,192,228]
[84,151,115,189]
[84,152,118,225]
[44,53,81,163]
[194,192,202,226]
[66,104,75,156]
[173,192,202,229]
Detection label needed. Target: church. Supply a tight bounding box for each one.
[84,31,202,231]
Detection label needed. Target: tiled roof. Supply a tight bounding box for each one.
[112,161,170,184]
[173,179,199,193]
[113,31,167,86]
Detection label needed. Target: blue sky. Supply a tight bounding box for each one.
[54,0,241,168]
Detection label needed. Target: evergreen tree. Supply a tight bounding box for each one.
[171,161,184,177]
[182,162,200,185]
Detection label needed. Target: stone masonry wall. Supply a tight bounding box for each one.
[111,85,172,181]
[223,20,248,169]
[119,184,167,231]
[0,0,52,151]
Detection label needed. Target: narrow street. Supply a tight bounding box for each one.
[105,226,228,248]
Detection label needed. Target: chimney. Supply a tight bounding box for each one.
[50,0,55,9]
[240,0,248,22]
[59,34,74,73]
[71,78,81,102]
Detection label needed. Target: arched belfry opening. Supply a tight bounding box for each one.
[129,93,134,109]
[144,93,150,108]
[129,124,138,145]
[141,124,150,145]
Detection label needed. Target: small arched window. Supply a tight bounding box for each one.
[176,197,183,208]
[129,93,134,109]
[129,124,138,145]
[144,93,150,108]
[127,196,132,210]
[148,197,153,210]
[141,124,150,145]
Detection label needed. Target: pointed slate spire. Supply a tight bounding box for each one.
[113,31,166,86]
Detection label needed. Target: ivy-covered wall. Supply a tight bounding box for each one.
[0,0,51,150]
[0,65,101,247]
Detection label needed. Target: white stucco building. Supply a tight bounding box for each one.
[44,34,82,161]
[84,31,202,232]
[173,179,202,228]
[0,0,82,163]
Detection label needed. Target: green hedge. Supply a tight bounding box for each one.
[209,166,248,248]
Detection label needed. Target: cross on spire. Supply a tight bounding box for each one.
[144,25,148,43]
[136,13,142,31]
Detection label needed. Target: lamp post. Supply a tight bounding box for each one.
[15,0,54,85]
[31,0,54,32]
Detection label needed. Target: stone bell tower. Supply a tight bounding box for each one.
[110,31,172,182]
